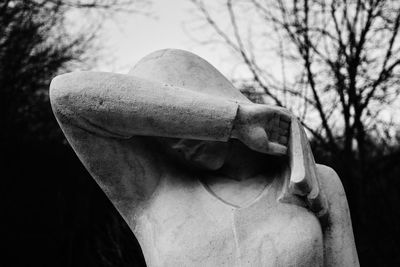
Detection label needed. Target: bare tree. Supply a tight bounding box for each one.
[189,0,400,164]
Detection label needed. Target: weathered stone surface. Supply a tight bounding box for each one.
[50,49,359,266]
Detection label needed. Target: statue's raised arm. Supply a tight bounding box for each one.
[50,49,358,266]
[50,50,289,216]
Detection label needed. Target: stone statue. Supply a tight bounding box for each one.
[50,49,359,266]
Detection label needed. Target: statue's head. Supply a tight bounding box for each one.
[155,137,230,170]
[130,49,328,216]
[129,49,251,170]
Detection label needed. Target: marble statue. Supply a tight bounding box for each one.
[50,49,359,266]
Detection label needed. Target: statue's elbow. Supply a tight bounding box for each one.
[49,72,87,119]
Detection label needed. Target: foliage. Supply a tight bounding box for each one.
[0,0,149,143]
[0,0,86,143]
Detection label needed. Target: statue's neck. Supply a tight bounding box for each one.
[217,140,278,182]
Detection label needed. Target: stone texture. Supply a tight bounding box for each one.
[50,49,359,266]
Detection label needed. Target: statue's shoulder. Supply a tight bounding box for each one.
[315,164,347,208]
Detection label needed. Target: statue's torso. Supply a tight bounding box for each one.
[131,168,323,267]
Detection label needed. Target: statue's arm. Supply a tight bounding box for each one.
[50,71,239,141]
[49,71,291,218]
[316,164,360,267]
[49,71,240,218]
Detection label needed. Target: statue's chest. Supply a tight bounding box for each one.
[133,178,323,266]
[232,203,324,266]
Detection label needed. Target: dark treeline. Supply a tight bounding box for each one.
[2,0,400,266]
[3,141,146,266]
[1,0,146,266]
[312,140,400,266]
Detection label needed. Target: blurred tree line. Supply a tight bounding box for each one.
[1,0,399,266]
[1,0,147,266]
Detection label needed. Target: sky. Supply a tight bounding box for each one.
[92,0,236,75]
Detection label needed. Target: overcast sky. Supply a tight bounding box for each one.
[90,0,237,76]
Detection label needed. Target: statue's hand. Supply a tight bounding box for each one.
[231,103,292,156]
